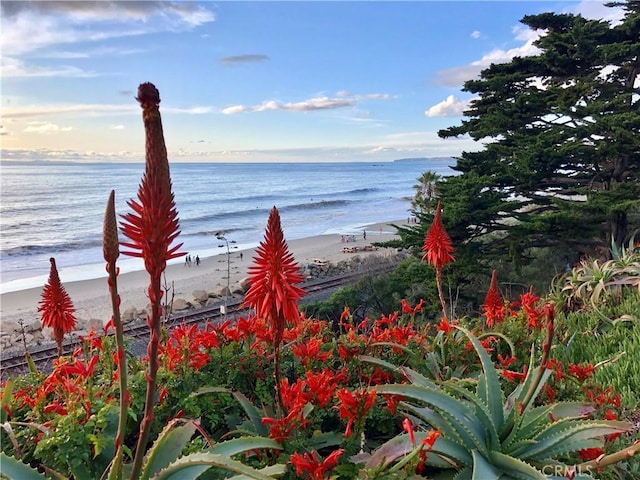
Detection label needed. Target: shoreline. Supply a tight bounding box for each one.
[0,220,407,334]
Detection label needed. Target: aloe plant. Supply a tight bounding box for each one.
[0,419,284,480]
[361,306,637,479]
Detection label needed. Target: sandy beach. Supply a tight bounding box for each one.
[0,220,406,336]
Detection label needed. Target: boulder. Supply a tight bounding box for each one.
[192,290,209,303]
[172,298,191,311]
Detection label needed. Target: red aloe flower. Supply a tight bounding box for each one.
[243,206,305,346]
[422,201,454,317]
[482,270,505,327]
[422,201,454,270]
[120,82,183,480]
[120,83,183,286]
[38,258,77,356]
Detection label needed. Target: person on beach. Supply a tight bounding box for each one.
[196,255,200,266]
[363,230,367,241]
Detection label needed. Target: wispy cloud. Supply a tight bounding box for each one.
[223,92,391,114]
[23,122,73,134]
[3,103,213,119]
[220,54,269,65]
[1,1,215,77]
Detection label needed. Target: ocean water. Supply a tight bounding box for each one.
[0,160,454,293]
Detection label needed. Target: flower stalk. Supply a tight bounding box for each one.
[243,206,305,412]
[422,201,454,317]
[120,82,183,480]
[103,190,128,480]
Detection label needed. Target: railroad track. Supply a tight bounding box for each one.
[0,268,389,378]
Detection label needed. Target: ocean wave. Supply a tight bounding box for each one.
[180,199,351,227]
[1,238,103,258]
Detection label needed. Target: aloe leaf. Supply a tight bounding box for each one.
[226,464,288,480]
[455,326,504,432]
[488,450,546,480]
[209,437,281,457]
[191,387,267,437]
[470,450,501,480]
[375,384,488,456]
[359,355,437,387]
[518,421,631,460]
[402,403,461,442]
[442,381,500,451]
[0,453,50,480]
[141,420,197,480]
[151,452,281,480]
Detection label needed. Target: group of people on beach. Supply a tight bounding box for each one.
[184,254,200,267]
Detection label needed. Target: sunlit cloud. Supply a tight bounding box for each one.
[223,92,391,114]
[23,122,73,134]
[425,95,472,118]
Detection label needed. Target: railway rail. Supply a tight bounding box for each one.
[0,267,391,378]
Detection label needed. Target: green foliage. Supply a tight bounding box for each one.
[433,5,640,270]
[363,326,633,479]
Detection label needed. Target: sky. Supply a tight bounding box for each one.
[0,1,625,163]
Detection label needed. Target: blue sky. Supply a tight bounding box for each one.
[0,1,623,163]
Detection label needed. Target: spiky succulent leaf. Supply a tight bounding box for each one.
[141,420,197,480]
[209,437,282,457]
[402,403,462,443]
[359,355,437,388]
[488,450,546,480]
[375,384,488,456]
[151,452,284,480]
[191,387,268,437]
[516,421,631,460]
[0,453,49,480]
[455,326,504,431]
[470,450,501,480]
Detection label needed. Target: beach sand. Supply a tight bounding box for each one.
[0,220,406,331]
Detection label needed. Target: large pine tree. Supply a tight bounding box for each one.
[431,2,639,268]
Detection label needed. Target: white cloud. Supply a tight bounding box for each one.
[23,122,73,134]
[0,1,215,78]
[109,124,125,130]
[3,103,137,119]
[432,1,626,89]
[222,105,247,115]
[471,30,481,39]
[222,92,390,114]
[425,95,471,118]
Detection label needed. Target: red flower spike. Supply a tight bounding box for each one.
[482,270,505,327]
[38,258,77,356]
[243,206,306,346]
[422,201,455,270]
[120,82,183,280]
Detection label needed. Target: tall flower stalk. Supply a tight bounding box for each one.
[120,82,183,480]
[243,206,305,411]
[103,190,128,480]
[422,201,455,317]
[38,257,77,356]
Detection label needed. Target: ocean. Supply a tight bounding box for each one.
[0,159,454,294]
